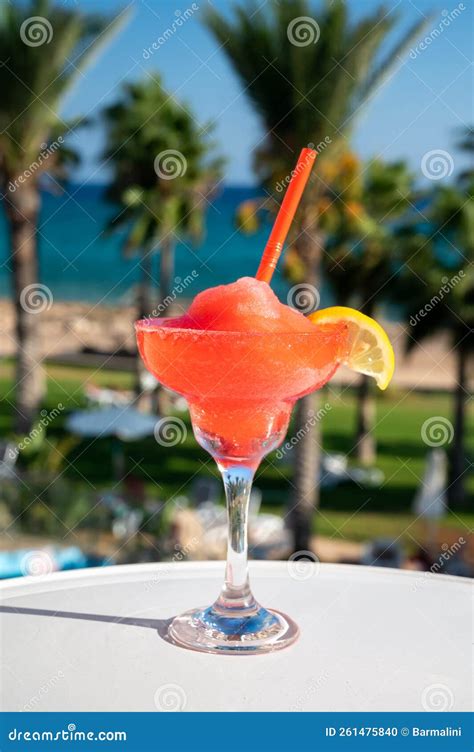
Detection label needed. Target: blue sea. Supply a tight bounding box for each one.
[0,184,299,304]
[1,186,454,313]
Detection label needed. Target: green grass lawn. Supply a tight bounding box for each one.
[1,358,472,548]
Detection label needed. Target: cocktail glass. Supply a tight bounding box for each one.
[135,318,346,654]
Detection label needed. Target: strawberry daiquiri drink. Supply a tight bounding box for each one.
[135,150,394,654]
[137,278,346,466]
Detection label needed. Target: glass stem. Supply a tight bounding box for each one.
[213,464,258,615]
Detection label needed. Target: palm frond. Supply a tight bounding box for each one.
[64,6,132,98]
[102,77,224,261]
[204,0,427,182]
[356,14,433,113]
[0,0,124,180]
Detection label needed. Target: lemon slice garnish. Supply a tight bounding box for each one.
[308,306,395,390]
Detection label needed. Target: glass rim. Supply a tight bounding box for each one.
[134,317,347,337]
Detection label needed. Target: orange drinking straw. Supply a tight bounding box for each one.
[256,147,317,284]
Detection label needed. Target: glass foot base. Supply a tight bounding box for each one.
[168,604,299,655]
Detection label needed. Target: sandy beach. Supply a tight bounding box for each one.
[0,298,470,391]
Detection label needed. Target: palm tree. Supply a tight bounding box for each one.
[102,78,223,397]
[205,0,429,550]
[322,156,416,464]
[0,0,127,432]
[456,125,474,186]
[395,178,473,508]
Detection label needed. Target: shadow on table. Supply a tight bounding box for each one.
[0,605,173,643]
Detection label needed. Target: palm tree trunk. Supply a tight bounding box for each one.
[354,374,376,465]
[159,237,174,305]
[135,251,153,406]
[353,300,377,464]
[156,238,175,416]
[289,392,321,552]
[448,342,468,508]
[289,217,323,552]
[5,183,45,433]
[136,250,153,321]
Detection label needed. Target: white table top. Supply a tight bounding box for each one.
[0,562,471,712]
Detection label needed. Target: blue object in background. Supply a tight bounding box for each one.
[0,184,295,304]
[0,546,110,580]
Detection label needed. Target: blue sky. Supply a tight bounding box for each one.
[62,0,473,186]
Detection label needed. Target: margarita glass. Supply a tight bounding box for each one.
[135,301,347,654]
[134,147,393,654]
